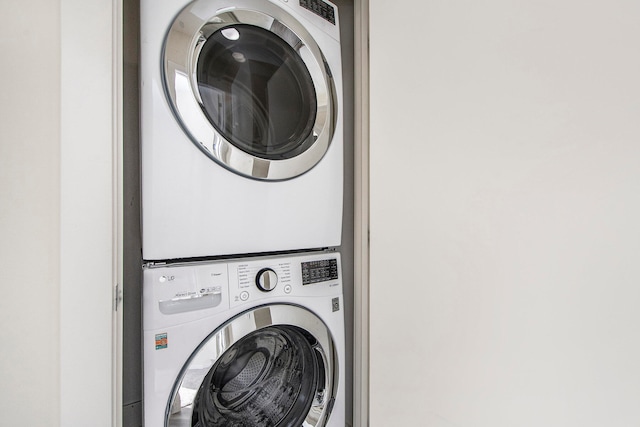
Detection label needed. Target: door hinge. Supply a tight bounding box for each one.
[114,283,123,311]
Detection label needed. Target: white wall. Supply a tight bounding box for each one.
[0,1,116,425]
[0,1,61,424]
[369,1,640,426]
[60,0,116,425]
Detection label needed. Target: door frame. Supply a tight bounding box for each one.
[108,0,370,424]
[353,0,370,425]
[59,0,122,425]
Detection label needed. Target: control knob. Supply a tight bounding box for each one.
[256,268,278,292]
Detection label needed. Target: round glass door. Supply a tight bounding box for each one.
[191,326,317,426]
[197,24,318,161]
[166,305,337,427]
[164,0,336,180]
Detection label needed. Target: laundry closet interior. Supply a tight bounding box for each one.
[122,0,356,425]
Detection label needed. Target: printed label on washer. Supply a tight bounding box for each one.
[155,333,168,350]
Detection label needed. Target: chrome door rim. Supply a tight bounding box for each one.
[165,304,338,426]
[163,0,336,181]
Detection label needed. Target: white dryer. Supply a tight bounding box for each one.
[143,251,345,426]
[141,0,344,261]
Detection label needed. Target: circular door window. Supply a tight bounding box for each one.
[166,305,337,427]
[192,326,317,426]
[164,0,336,180]
[197,24,318,161]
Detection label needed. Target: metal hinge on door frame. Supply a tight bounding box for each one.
[113,283,123,311]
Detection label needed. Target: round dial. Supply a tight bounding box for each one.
[256,268,278,292]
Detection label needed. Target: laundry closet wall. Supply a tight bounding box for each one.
[369,0,640,425]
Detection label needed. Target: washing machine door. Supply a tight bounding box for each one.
[163,0,337,180]
[166,305,338,426]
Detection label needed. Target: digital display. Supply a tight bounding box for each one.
[301,258,338,285]
[299,0,336,25]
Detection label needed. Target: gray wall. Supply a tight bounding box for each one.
[123,0,143,424]
[335,0,355,425]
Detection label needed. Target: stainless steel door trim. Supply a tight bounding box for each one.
[166,304,338,426]
[163,0,337,180]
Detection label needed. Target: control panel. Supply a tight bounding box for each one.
[228,253,342,307]
[301,258,339,285]
[233,259,293,303]
[299,0,336,25]
[144,252,342,326]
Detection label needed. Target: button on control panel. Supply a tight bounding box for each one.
[256,268,278,292]
[232,260,292,304]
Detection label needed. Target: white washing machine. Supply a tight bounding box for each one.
[143,251,345,426]
[141,0,344,261]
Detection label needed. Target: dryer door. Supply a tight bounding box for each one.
[164,0,336,180]
[166,305,337,426]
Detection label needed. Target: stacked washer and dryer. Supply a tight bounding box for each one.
[140,0,346,425]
